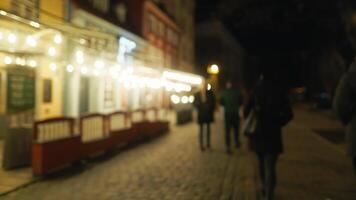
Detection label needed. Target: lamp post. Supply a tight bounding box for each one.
[207,64,219,109]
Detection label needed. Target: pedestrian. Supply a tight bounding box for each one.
[244,74,293,200]
[194,83,216,151]
[333,58,356,175]
[220,80,243,154]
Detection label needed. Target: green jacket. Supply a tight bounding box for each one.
[220,88,243,115]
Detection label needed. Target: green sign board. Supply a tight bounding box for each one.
[6,67,35,113]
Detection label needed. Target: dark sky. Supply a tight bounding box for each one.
[196,0,351,54]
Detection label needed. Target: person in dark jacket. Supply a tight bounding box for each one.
[220,80,243,154]
[244,74,293,200]
[333,59,356,174]
[194,84,216,151]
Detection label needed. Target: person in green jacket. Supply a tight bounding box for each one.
[220,80,243,154]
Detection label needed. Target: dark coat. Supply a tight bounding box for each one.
[244,79,293,154]
[220,88,243,116]
[333,61,356,157]
[194,90,216,124]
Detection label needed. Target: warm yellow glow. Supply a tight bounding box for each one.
[0,32,3,40]
[48,47,57,57]
[8,33,17,44]
[207,83,212,91]
[15,57,25,66]
[189,95,195,103]
[66,64,74,73]
[54,34,62,44]
[208,64,219,74]
[81,67,88,75]
[171,95,180,104]
[30,21,40,28]
[181,96,189,104]
[163,71,203,85]
[76,50,84,64]
[50,63,57,71]
[4,56,12,65]
[26,36,37,47]
[95,60,104,69]
[28,60,37,68]
[0,10,7,16]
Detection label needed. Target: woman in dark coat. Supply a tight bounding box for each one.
[244,75,293,200]
[194,85,216,151]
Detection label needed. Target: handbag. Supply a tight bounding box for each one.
[242,107,260,137]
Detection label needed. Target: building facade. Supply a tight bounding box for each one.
[0,0,202,172]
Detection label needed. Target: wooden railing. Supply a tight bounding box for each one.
[80,114,107,143]
[32,108,171,175]
[146,108,157,122]
[108,111,131,132]
[131,109,145,123]
[34,117,74,143]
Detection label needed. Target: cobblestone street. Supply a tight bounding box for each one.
[0,111,259,200]
[1,108,356,200]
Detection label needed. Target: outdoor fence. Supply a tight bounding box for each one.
[32,109,170,175]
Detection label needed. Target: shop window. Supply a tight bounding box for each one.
[43,79,52,103]
[11,0,39,20]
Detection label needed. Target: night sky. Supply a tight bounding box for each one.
[195,0,355,89]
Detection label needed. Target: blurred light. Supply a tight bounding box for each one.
[48,47,57,57]
[79,38,86,45]
[29,21,40,28]
[0,32,3,40]
[0,10,7,16]
[26,36,37,47]
[171,94,180,104]
[207,83,212,91]
[4,56,12,65]
[93,69,100,76]
[66,64,74,73]
[127,67,134,74]
[95,60,104,69]
[8,33,17,43]
[50,63,57,71]
[15,57,25,66]
[75,50,84,64]
[28,60,37,68]
[54,34,62,44]
[119,37,136,53]
[163,71,203,85]
[189,95,195,103]
[181,96,189,104]
[208,64,219,75]
[81,67,88,75]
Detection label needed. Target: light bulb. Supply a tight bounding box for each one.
[66,64,74,73]
[4,56,12,65]
[48,47,57,57]
[26,36,37,47]
[28,60,37,68]
[50,63,57,71]
[54,34,62,44]
[8,33,17,43]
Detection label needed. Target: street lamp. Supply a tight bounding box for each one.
[207,64,219,75]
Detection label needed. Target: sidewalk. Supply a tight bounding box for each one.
[271,107,356,199]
